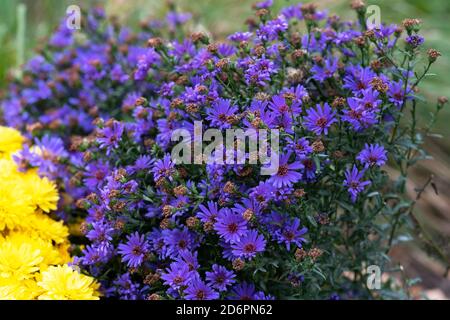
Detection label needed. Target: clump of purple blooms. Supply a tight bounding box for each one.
[1,1,445,300]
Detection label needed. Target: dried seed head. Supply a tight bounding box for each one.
[254,45,266,57]
[308,248,324,261]
[295,248,307,261]
[160,218,170,229]
[350,0,365,10]
[173,185,188,196]
[207,43,218,54]
[427,49,441,63]
[147,37,163,48]
[223,181,237,194]
[312,140,325,153]
[162,205,173,217]
[203,221,214,232]
[438,96,448,106]
[232,258,245,271]
[243,209,254,221]
[215,58,229,69]
[331,97,346,108]
[294,189,306,198]
[147,294,161,300]
[186,216,199,229]
[370,77,389,93]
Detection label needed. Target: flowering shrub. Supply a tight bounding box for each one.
[0,126,99,300]
[1,1,447,300]
[1,7,176,221]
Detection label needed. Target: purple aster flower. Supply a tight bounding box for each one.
[406,35,424,48]
[197,201,220,224]
[231,230,266,259]
[166,11,192,30]
[343,165,371,202]
[86,222,114,244]
[84,161,109,190]
[205,264,236,291]
[357,144,388,168]
[163,227,198,255]
[109,273,143,300]
[134,48,160,81]
[343,66,376,93]
[229,282,257,300]
[288,137,313,159]
[388,80,408,107]
[97,121,124,155]
[117,232,149,268]
[214,208,248,243]
[249,181,275,206]
[275,217,308,251]
[255,0,273,9]
[244,57,276,86]
[206,98,238,129]
[342,97,378,131]
[174,250,199,272]
[184,276,219,300]
[151,154,175,182]
[268,152,303,188]
[358,89,382,111]
[228,31,253,42]
[270,93,301,116]
[303,103,337,135]
[311,57,339,82]
[127,155,154,175]
[161,261,195,290]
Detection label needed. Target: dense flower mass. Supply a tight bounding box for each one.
[1,1,445,300]
[0,127,99,300]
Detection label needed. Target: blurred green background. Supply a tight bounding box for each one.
[0,0,449,297]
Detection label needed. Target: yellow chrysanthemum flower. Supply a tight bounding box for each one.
[0,126,99,300]
[3,232,67,267]
[27,212,70,244]
[0,126,24,159]
[37,265,100,300]
[0,182,35,231]
[0,279,42,300]
[0,241,43,281]
[22,174,59,213]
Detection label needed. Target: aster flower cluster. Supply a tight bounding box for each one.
[1,1,446,300]
[1,7,179,221]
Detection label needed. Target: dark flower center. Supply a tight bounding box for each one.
[218,114,227,121]
[368,155,378,164]
[349,109,362,119]
[315,117,327,128]
[277,165,289,176]
[227,223,238,233]
[216,275,225,284]
[174,276,183,285]
[95,170,105,180]
[178,240,187,249]
[357,81,366,90]
[283,231,295,241]
[196,290,206,300]
[394,93,402,100]
[132,246,143,256]
[279,104,289,112]
[244,243,256,253]
[304,159,313,170]
[350,181,360,189]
